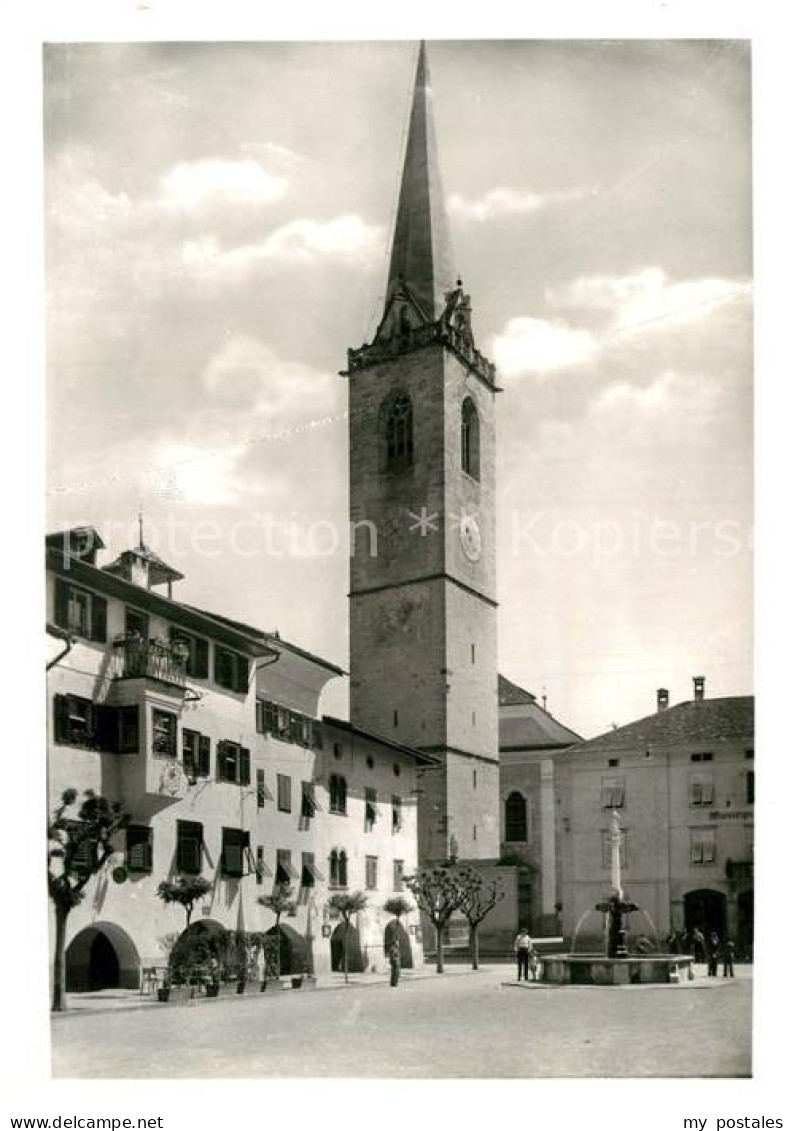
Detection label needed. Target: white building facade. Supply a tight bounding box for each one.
[47,528,430,990]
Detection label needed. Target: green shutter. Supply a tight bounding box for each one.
[90,594,107,643]
[53,695,70,744]
[240,748,251,786]
[198,735,211,776]
[94,705,117,752]
[54,579,69,630]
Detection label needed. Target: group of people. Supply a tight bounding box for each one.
[667,927,737,977]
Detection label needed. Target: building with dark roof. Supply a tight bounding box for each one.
[557,680,754,953]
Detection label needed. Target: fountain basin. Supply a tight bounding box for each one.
[542,953,695,986]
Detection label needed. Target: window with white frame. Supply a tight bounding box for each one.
[365,855,378,890]
[601,777,625,809]
[152,709,178,758]
[329,848,348,889]
[689,828,716,865]
[689,773,715,806]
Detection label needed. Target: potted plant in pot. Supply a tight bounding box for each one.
[258,884,295,990]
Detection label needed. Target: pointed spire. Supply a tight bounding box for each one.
[386,41,455,321]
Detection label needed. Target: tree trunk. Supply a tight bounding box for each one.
[343,920,350,983]
[470,923,480,970]
[435,925,445,974]
[51,903,69,1013]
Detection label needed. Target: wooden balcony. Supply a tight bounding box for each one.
[112,635,187,689]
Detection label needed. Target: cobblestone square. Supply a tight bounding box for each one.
[51,965,752,1079]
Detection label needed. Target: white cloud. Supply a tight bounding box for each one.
[181,214,382,275]
[202,335,339,422]
[548,267,751,334]
[492,316,599,377]
[158,158,288,212]
[448,185,587,222]
[492,268,751,379]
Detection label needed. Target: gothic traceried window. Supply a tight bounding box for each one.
[382,392,414,472]
[461,397,480,479]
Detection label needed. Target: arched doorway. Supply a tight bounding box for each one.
[264,924,309,976]
[65,922,140,991]
[383,919,413,968]
[330,922,367,973]
[684,889,727,938]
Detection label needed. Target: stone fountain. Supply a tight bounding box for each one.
[542,813,694,985]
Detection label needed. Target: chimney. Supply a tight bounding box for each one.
[693,675,705,702]
[657,688,669,712]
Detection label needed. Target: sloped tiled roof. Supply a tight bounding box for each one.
[499,705,582,751]
[498,674,537,707]
[570,696,754,755]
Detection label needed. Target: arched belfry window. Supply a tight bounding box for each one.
[382,392,414,472]
[504,791,528,842]
[461,397,480,479]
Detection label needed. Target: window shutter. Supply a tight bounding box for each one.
[53,694,70,744]
[71,834,95,875]
[94,705,117,752]
[127,826,153,873]
[235,656,250,694]
[240,748,251,786]
[198,735,211,776]
[54,579,70,630]
[257,769,266,808]
[216,741,227,781]
[192,637,208,679]
[90,594,108,643]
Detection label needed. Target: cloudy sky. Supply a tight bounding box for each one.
[44,39,752,738]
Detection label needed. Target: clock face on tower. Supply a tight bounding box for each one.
[458,515,482,562]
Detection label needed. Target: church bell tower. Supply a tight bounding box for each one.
[344,43,500,862]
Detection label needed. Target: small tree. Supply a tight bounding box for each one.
[327,891,368,983]
[156,876,212,928]
[453,864,505,970]
[383,896,414,922]
[257,884,296,977]
[406,865,462,974]
[48,788,128,1012]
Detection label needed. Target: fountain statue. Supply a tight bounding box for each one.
[536,809,695,986]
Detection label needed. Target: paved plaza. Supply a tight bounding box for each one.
[51,964,752,1078]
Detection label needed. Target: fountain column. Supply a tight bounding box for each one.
[596,811,638,960]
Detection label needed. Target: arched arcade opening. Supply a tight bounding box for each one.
[65,922,140,991]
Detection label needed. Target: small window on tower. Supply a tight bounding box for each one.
[461,397,480,480]
[381,392,414,473]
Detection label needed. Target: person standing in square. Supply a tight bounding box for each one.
[514,927,532,982]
